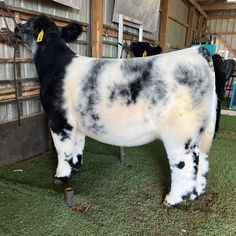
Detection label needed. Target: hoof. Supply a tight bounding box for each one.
[71,168,80,176]
[67,157,82,176]
[53,176,69,185]
[190,191,199,201]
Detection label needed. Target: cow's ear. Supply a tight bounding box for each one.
[61,22,83,42]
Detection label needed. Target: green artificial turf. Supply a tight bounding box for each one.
[0,115,236,236]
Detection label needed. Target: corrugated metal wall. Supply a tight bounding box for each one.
[207,10,236,57]
[0,0,90,124]
[0,16,18,122]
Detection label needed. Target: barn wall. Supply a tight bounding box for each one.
[160,0,204,52]
[0,0,90,124]
[207,10,236,57]
[167,0,190,50]
[102,0,160,58]
[102,0,202,62]
[0,0,90,165]
[0,114,52,167]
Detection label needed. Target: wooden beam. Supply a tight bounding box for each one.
[0,85,40,101]
[169,16,188,28]
[0,58,34,64]
[186,6,195,46]
[170,44,183,50]
[197,15,204,38]
[0,4,89,28]
[212,32,236,36]
[0,95,39,105]
[208,15,236,20]
[91,0,103,58]
[201,2,236,11]
[103,25,159,45]
[187,0,208,18]
[0,78,37,84]
[159,0,169,51]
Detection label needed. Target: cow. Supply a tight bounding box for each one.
[15,15,217,207]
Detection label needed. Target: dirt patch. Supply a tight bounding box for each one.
[217,130,235,139]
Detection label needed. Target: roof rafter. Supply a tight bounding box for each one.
[187,0,208,18]
[200,2,236,11]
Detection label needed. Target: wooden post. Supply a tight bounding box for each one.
[187,0,208,18]
[201,18,207,36]
[197,15,203,38]
[91,0,103,58]
[159,0,169,52]
[186,7,195,47]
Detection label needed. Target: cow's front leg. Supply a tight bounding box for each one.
[50,127,85,184]
[70,132,85,175]
[163,139,199,206]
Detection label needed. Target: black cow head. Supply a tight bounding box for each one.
[15,14,83,54]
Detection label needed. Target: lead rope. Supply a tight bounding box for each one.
[1,2,23,126]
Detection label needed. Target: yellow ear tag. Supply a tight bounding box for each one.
[37,29,44,43]
[142,50,147,57]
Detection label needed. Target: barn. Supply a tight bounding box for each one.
[0,0,235,235]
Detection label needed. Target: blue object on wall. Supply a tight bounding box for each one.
[191,44,216,55]
[229,82,236,111]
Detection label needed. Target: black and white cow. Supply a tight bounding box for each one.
[15,15,217,206]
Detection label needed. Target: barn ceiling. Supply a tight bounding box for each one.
[197,0,236,11]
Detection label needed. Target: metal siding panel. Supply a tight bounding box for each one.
[102,43,117,58]
[4,104,17,121]
[169,0,189,24]
[225,35,233,48]
[4,0,90,22]
[231,37,236,50]
[208,10,236,58]
[221,19,228,32]
[103,0,160,58]
[227,19,235,32]
[215,19,222,32]
[68,43,88,56]
[0,16,18,122]
[103,0,117,27]
[22,99,42,116]
[167,19,186,48]
[0,105,7,123]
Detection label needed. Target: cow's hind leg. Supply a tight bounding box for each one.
[190,121,215,200]
[50,126,85,184]
[163,138,200,206]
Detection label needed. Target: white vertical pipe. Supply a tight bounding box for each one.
[118,14,124,58]
[139,24,143,42]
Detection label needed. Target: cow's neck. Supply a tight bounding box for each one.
[34,39,75,84]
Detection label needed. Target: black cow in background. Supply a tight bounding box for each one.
[131,42,162,57]
[212,54,235,133]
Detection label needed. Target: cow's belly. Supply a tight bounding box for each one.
[77,100,158,147]
[83,123,157,146]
